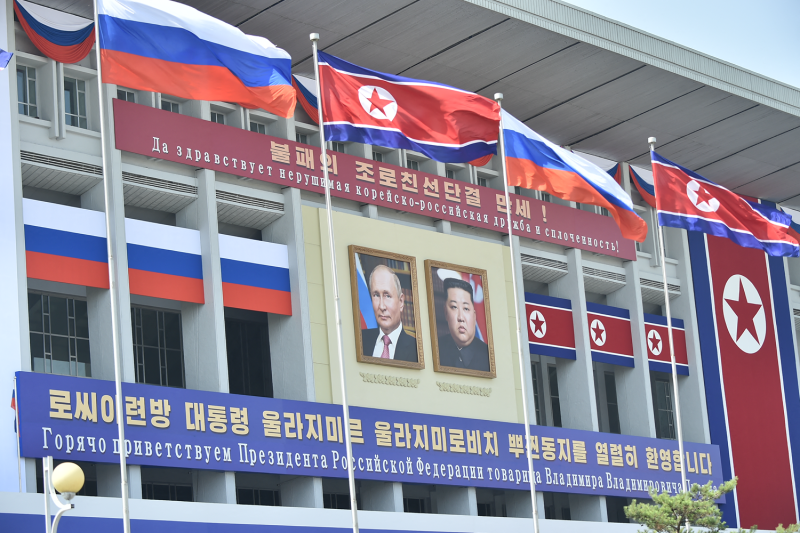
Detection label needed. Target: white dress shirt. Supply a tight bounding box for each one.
[371,322,403,359]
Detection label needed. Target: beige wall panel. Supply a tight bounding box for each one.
[305,206,524,423]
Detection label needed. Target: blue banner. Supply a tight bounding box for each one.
[16,372,722,499]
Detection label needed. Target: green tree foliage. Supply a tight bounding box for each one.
[624,478,737,533]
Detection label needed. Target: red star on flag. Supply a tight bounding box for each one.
[366,89,394,115]
[531,315,545,335]
[724,280,762,342]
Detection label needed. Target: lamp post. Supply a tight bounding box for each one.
[43,457,85,533]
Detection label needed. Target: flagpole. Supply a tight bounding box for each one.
[649,138,689,525]
[496,94,541,533]
[310,33,360,533]
[92,3,131,532]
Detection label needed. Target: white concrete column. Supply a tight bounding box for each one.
[434,486,477,516]
[262,186,316,402]
[280,476,324,508]
[607,260,657,437]
[361,481,404,512]
[665,225,711,443]
[548,248,599,431]
[0,0,31,493]
[177,168,229,395]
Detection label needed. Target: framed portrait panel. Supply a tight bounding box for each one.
[349,246,424,369]
[424,260,496,379]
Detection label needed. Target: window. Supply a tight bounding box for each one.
[446,169,455,180]
[131,307,184,387]
[296,133,307,144]
[477,502,492,516]
[406,159,419,171]
[17,65,37,118]
[403,498,426,513]
[531,363,544,425]
[63,77,87,129]
[605,371,621,434]
[541,192,552,203]
[237,488,280,506]
[226,318,273,397]
[323,493,350,509]
[210,111,225,124]
[330,141,346,154]
[28,293,90,377]
[142,482,192,501]
[250,122,267,135]
[372,151,383,163]
[161,99,179,113]
[116,89,135,103]
[548,364,562,428]
[477,177,487,188]
[652,375,676,439]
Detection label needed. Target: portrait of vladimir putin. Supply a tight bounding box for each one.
[360,264,419,363]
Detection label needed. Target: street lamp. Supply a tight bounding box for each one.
[43,456,84,533]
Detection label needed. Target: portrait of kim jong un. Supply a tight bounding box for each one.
[349,246,424,369]
[425,260,495,378]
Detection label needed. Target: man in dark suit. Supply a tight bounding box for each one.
[437,277,490,371]
[361,264,418,362]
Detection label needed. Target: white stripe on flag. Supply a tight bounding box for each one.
[125,218,201,255]
[219,234,289,269]
[23,198,107,238]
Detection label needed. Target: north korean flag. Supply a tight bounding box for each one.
[586,303,634,367]
[652,151,799,257]
[317,51,500,163]
[643,313,689,376]
[525,293,576,360]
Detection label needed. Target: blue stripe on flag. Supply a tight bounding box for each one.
[586,302,630,320]
[98,16,291,89]
[524,292,571,310]
[529,343,576,360]
[319,51,454,89]
[220,259,290,292]
[658,212,800,258]
[648,360,689,375]
[127,244,203,279]
[325,123,496,164]
[642,312,684,329]
[24,225,107,263]
[591,351,635,368]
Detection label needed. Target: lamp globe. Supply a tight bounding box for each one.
[52,462,84,499]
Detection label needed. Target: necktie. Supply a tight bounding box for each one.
[381,335,391,359]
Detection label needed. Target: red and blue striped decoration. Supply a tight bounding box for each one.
[630,165,656,207]
[606,162,623,186]
[125,219,204,304]
[219,235,291,315]
[586,302,634,367]
[14,0,95,64]
[23,199,109,288]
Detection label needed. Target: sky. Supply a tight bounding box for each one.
[563,0,800,89]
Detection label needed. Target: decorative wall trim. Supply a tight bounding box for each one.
[359,372,420,388]
[435,381,492,397]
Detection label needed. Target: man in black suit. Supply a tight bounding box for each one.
[361,264,418,362]
[437,277,490,371]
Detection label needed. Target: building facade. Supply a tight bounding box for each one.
[2,0,800,531]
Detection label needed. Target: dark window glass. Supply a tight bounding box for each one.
[331,142,346,154]
[17,65,37,117]
[161,100,179,113]
[652,375,676,439]
[237,488,280,506]
[251,122,267,135]
[64,77,87,129]
[531,363,544,425]
[372,151,383,163]
[323,493,351,509]
[116,89,135,102]
[548,365,562,428]
[211,111,225,124]
[403,497,425,513]
[406,159,419,171]
[226,318,273,397]
[446,169,455,180]
[605,371,621,434]
[131,307,184,387]
[143,482,193,502]
[28,293,91,377]
[477,177,487,188]
[477,502,492,516]
[295,132,307,144]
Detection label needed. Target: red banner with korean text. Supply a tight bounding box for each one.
[113,100,635,260]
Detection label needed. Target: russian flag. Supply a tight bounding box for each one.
[502,110,647,242]
[652,151,799,257]
[630,165,656,208]
[318,51,500,163]
[354,254,377,330]
[219,235,291,316]
[98,0,295,117]
[125,219,204,303]
[293,74,318,124]
[14,0,95,64]
[23,199,109,288]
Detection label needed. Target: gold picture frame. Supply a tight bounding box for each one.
[424,260,496,379]
[349,245,424,369]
